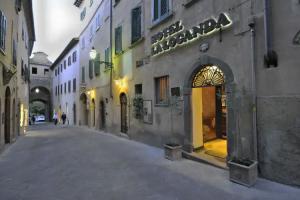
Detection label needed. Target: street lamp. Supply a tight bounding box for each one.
[35,88,40,94]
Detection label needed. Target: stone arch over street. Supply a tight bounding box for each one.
[29,86,51,121]
[183,55,235,161]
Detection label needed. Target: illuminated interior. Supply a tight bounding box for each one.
[192,65,227,163]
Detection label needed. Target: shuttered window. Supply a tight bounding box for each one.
[89,60,93,79]
[68,80,71,93]
[105,47,110,69]
[0,10,7,51]
[94,53,101,76]
[115,26,122,54]
[73,78,76,92]
[132,7,142,44]
[64,82,67,94]
[155,76,169,105]
[81,67,85,83]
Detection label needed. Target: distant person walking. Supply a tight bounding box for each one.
[61,112,67,125]
[53,112,58,125]
[31,115,36,125]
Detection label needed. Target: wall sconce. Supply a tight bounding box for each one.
[90,47,97,60]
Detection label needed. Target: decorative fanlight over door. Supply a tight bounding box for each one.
[192,65,225,87]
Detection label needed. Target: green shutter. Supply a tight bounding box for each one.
[115,26,122,54]
[89,60,93,79]
[132,7,142,43]
[105,48,110,69]
[94,53,100,76]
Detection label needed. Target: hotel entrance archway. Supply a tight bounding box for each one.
[191,66,227,164]
[183,56,235,166]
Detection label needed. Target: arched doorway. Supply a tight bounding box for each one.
[12,99,16,138]
[120,93,128,134]
[184,56,235,166]
[80,93,88,126]
[99,100,105,129]
[5,87,11,144]
[192,66,227,161]
[91,99,95,127]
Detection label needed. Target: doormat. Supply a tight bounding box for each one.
[205,150,227,159]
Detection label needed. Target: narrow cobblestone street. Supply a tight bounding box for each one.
[0,124,299,200]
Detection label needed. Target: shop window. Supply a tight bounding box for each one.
[0,10,7,51]
[152,0,172,24]
[155,76,169,105]
[115,26,122,54]
[32,67,37,74]
[132,6,142,44]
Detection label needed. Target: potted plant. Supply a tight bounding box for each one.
[228,112,258,187]
[164,143,182,161]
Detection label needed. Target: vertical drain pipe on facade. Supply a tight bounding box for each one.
[109,0,113,99]
[250,0,258,162]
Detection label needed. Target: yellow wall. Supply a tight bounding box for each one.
[192,88,204,148]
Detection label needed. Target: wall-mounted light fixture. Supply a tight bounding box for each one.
[35,88,40,94]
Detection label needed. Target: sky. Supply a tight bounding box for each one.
[32,0,82,62]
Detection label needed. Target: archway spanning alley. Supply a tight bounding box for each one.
[29,87,51,122]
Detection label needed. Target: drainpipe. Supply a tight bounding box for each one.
[109,0,113,98]
[263,0,277,67]
[249,1,258,161]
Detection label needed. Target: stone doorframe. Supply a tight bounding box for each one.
[183,55,236,159]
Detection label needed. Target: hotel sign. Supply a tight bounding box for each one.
[151,13,232,56]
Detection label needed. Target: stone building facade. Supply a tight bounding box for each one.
[53,0,300,186]
[29,52,52,121]
[0,0,35,150]
[51,39,80,125]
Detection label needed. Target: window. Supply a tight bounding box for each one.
[89,60,93,79]
[105,47,110,69]
[21,59,24,76]
[32,67,37,74]
[155,76,169,105]
[55,86,57,96]
[73,51,77,62]
[81,67,85,83]
[68,80,71,93]
[115,0,121,5]
[61,84,63,94]
[68,56,71,66]
[55,69,57,76]
[152,0,171,23]
[62,63,65,70]
[96,14,101,30]
[81,37,85,49]
[115,26,122,54]
[73,78,76,92]
[80,7,86,21]
[12,40,17,65]
[94,53,100,76]
[90,24,94,41]
[132,6,142,43]
[135,84,142,95]
[58,67,60,75]
[64,60,67,69]
[44,68,49,75]
[0,10,7,51]
[64,82,67,94]
[90,0,94,7]
[61,65,63,72]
